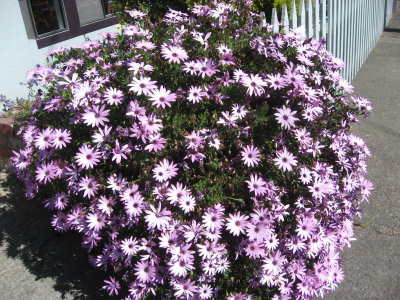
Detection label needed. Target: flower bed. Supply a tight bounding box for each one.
[12,1,373,299]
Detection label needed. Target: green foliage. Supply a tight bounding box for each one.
[14,98,34,120]
[0,96,33,122]
[252,0,300,22]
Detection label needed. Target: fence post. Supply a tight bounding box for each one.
[332,0,338,57]
[306,0,313,38]
[314,0,320,40]
[349,0,355,80]
[282,3,290,31]
[260,11,267,27]
[300,0,306,29]
[384,0,393,27]
[366,0,372,62]
[327,0,333,52]
[290,0,298,29]
[372,0,377,48]
[343,0,349,80]
[338,0,344,62]
[321,0,327,39]
[384,0,388,26]
[361,0,368,70]
[271,8,279,33]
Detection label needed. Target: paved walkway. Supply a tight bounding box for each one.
[0,172,107,299]
[0,10,399,300]
[325,8,400,300]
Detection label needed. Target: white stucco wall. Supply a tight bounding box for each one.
[0,0,117,101]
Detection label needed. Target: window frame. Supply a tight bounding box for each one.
[18,0,118,49]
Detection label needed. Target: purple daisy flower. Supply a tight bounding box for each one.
[274,105,299,130]
[161,44,189,64]
[149,86,177,109]
[75,144,102,169]
[273,148,298,172]
[104,87,124,105]
[82,104,110,128]
[245,174,268,196]
[241,145,261,167]
[102,277,120,296]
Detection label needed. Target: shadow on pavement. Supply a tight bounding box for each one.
[0,170,110,299]
[384,27,400,32]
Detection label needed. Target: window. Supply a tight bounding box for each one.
[19,0,117,48]
[76,0,106,25]
[30,0,66,35]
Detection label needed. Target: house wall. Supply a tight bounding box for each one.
[0,0,117,101]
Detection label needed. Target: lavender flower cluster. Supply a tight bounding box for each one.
[12,0,373,299]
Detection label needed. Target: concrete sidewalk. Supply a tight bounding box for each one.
[325,8,400,300]
[0,171,109,299]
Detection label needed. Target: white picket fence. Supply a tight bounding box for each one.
[265,0,395,82]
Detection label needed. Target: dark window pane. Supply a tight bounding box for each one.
[102,0,113,15]
[76,0,104,25]
[30,0,65,35]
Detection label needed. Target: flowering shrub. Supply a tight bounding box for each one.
[113,0,189,23]
[12,0,373,299]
